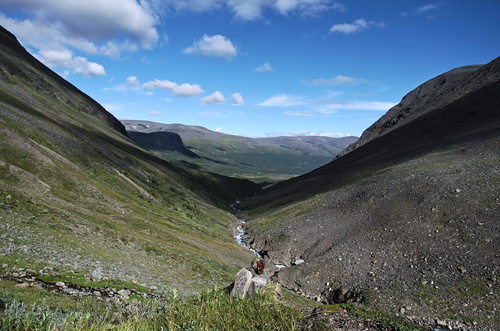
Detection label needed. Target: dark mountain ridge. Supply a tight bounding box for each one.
[241,56,500,328]
[338,61,499,157]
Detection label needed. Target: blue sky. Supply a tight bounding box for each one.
[1,1,499,138]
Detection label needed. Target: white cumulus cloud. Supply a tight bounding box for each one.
[143,79,204,97]
[72,57,106,78]
[1,0,158,47]
[184,35,238,60]
[34,49,106,78]
[231,92,245,105]
[201,91,226,105]
[0,0,158,80]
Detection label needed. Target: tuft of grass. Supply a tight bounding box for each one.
[0,283,304,330]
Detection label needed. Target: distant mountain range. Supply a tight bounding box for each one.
[122,120,358,183]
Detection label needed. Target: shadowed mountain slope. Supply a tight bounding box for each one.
[123,120,358,182]
[241,56,500,328]
[0,25,260,294]
[338,61,499,157]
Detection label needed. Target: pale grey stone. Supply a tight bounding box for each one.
[230,268,254,299]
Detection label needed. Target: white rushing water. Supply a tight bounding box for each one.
[235,220,262,258]
[232,202,286,269]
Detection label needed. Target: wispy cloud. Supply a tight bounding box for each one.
[416,4,439,15]
[257,94,307,107]
[329,18,384,35]
[284,100,396,116]
[302,75,368,86]
[183,34,238,60]
[256,62,272,73]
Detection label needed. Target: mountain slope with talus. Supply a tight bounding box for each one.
[240,56,500,329]
[0,25,260,294]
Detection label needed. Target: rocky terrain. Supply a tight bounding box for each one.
[241,56,500,329]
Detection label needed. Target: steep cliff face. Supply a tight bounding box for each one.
[338,59,500,157]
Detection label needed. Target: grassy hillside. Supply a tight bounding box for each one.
[0,25,261,296]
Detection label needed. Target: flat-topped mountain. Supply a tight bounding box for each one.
[123,120,357,182]
[242,56,500,328]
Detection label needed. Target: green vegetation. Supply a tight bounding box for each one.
[0,283,304,330]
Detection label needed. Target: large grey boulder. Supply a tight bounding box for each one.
[230,265,270,299]
[230,268,254,299]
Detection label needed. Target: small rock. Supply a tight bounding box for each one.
[55,281,65,287]
[6,195,11,200]
[149,285,158,290]
[90,267,102,282]
[399,307,405,314]
[93,291,101,297]
[14,282,30,288]
[436,319,448,327]
[118,289,131,297]
[294,259,304,265]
